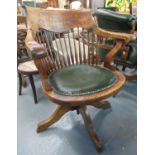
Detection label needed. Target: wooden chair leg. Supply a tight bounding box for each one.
[92,101,111,109]
[122,65,126,71]
[28,75,37,104]
[125,74,137,80]
[22,75,27,88]
[37,105,71,133]
[79,106,103,152]
[18,73,22,95]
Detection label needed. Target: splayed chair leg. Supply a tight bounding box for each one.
[37,105,71,133]
[92,101,111,109]
[80,106,103,152]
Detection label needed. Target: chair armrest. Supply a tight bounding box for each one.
[25,31,52,91]
[93,27,136,43]
[93,27,136,70]
[104,40,124,71]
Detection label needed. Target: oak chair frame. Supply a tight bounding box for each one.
[25,7,135,152]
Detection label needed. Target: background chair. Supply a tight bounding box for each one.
[94,8,137,80]
[25,7,134,152]
[17,15,39,104]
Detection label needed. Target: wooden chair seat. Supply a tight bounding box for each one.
[18,60,39,104]
[17,24,27,30]
[18,60,38,75]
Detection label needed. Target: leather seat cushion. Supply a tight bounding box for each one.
[48,64,118,96]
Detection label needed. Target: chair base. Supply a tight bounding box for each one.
[36,101,111,152]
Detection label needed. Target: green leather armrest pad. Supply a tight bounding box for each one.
[48,64,118,96]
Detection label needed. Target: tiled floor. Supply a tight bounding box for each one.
[17,76,137,155]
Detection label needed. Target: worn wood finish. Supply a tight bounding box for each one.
[37,105,71,132]
[25,7,133,152]
[17,15,27,26]
[26,6,42,31]
[39,9,96,33]
[92,100,111,109]
[125,74,137,81]
[93,27,135,43]
[80,106,103,152]
[18,60,38,75]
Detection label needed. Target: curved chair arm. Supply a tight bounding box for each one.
[92,27,136,70]
[93,27,136,43]
[25,31,53,91]
[104,40,124,70]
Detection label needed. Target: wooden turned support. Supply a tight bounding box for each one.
[92,101,111,109]
[18,73,22,95]
[18,73,27,95]
[79,106,103,152]
[28,75,37,104]
[37,105,71,133]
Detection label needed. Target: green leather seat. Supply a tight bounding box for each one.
[48,64,118,96]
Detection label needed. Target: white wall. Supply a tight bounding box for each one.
[58,0,67,8]
[91,0,104,12]
[58,0,105,10]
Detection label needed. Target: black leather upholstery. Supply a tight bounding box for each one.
[48,64,118,96]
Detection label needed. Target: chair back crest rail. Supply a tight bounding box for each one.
[17,15,27,25]
[25,7,134,90]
